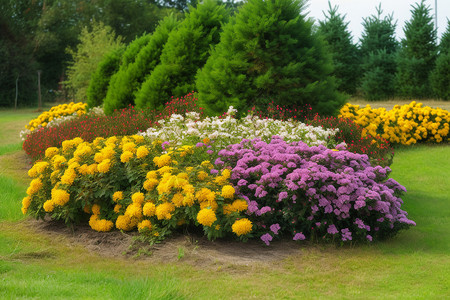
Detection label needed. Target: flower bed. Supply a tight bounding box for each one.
[339,101,450,145]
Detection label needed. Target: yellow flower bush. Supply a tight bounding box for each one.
[25,102,88,132]
[339,101,450,145]
[22,135,252,241]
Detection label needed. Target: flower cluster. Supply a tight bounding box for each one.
[217,136,415,245]
[139,106,339,151]
[339,102,450,145]
[22,135,252,241]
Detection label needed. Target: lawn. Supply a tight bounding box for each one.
[0,105,449,299]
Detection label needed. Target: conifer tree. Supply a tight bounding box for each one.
[86,47,124,108]
[396,0,437,98]
[359,5,398,100]
[100,15,179,112]
[103,33,153,114]
[317,2,360,95]
[430,20,450,100]
[196,0,344,116]
[135,0,229,110]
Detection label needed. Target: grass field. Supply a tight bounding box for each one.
[0,104,449,299]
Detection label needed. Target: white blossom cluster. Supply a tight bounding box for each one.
[138,106,339,148]
[20,106,105,141]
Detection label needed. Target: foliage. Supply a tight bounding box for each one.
[359,5,398,100]
[340,101,450,145]
[86,47,125,108]
[395,0,438,98]
[430,21,450,100]
[135,0,229,110]
[196,0,345,116]
[63,21,124,102]
[103,33,153,114]
[105,15,179,112]
[317,2,361,95]
[216,136,415,244]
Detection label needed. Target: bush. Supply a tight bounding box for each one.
[196,0,344,116]
[430,53,450,100]
[339,102,450,145]
[216,137,415,244]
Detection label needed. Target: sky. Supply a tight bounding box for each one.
[305,0,449,44]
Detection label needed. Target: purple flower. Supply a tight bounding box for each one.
[210,169,219,174]
[354,200,366,210]
[366,235,373,242]
[207,149,214,155]
[341,228,352,241]
[327,224,339,235]
[196,142,204,147]
[278,191,288,202]
[270,224,281,235]
[293,233,305,241]
[237,179,248,186]
[161,141,170,150]
[261,233,273,246]
[258,206,272,215]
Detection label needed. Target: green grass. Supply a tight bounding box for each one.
[0,107,449,299]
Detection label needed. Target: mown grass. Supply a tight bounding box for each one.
[0,107,449,299]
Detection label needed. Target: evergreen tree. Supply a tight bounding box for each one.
[317,2,360,95]
[395,0,437,98]
[196,0,344,116]
[102,15,179,112]
[103,33,152,114]
[430,20,450,100]
[135,0,229,110]
[86,47,125,108]
[359,5,398,100]
[64,22,124,102]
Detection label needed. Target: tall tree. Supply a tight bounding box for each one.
[317,2,360,95]
[395,0,437,98]
[359,5,398,100]
[196,0,344,116]
[430,20,450,100]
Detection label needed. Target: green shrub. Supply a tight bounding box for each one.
[196,0,344,116]
[135,0,229,110]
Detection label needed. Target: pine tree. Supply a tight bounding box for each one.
[395,0,437,98]
[430,20,450,100]
[100,15,179,112]
[317,2,360,95]
[359,5,398,100]
[196,0,344,116]
[86,47,124,108]
[103,33,152,114]
[135,0,229,110]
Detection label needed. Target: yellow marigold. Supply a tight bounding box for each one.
[93,137,104,146]
[221,185,235,199]
[89,215,114,232]
[221,169,231,179]
[183,193,195,207]
[158,166,173,174]
[87,164,98,174]
[214,175,227,185]
[45,147,59,159]
[171,193,184,207]
[136,146,149,159]
[222,204,233,215]
[28,161,49,178]
[61,168,76,185]
[153,154,172,168]
[201,160,213,169]
[177,172,189,180]
[185,167,193,173]
[195,188,215,202]
[120,151,133,163]
[83,205,91,214]
[21,196,31,215]
[232,199,248,212]
[74,144,93,158]
[182,184,195,194]
[143,178,159,191]
[132,192,145,205]
[97,159,111,173]
[200,199,218,211]
[122,142,136,153]
[146,170,158,179]
[100,146,115,160]
[132,135,145,143]
[125,203,143,219]
[112,191,124,202]
[155,202,175,220]
[114,204,122,213]
[26,178,43,196]
[51,189,70,206]
[143,202,156,217]
[91,204,101,215]
[43,200,55,212]
[197,171,208,181]
[232,218,252,236]
[115,214,137,231]
[138,220,152,231]
[196,208,217,227]
[52,155,67,169]
[202,137,210,144]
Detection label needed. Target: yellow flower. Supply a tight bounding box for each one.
[171,193,184,207]
[112,191,124,202]
[146,170,158,179]
[153,154,172,168]
[122,142,136,153]
[89,215,114,232]
[21,196,31,214]
[221,169,231,179]
[201,160,213,169]
[125,203,143,219]
[136,146,149,159]
[196,208,217,227]
[155,202,175,220]
[83,205,91,214]
[26,178,43,196]
[45,147,59,158]
[51,189,70,206]
[132,192,145,205]
[232,218,252,236]
[120,151,133,163]
[143,202,156,217]
[197,171,208,181]
[114,204,122,213]
[87,164,98,174]
[60,168,76,185]
[52,155,67,169]
[232,199,248,212]
[221,185,235,199]
[138,220,152,231]
[43,200,55,212]
[97,159,111,173]
[202,137,210,144]
[91,204,101,215]
[115,214,137,231]
[183,193,195,206]
[195,188,216,202]
[143,178,159,191]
